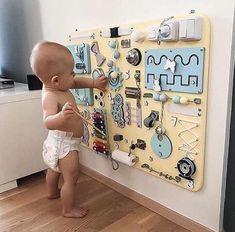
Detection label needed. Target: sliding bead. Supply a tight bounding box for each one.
[172,95,181,104]
[153,93,161,101]
[159,94,168,102]
[180,97,189,105]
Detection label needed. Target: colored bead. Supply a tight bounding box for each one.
[159,94,168,102]
[113,50,120,59]
[153,93,161,101]
[108,40,116,48]
[107,60,114,67]
[180,97,189,105]
[172,95,181,104]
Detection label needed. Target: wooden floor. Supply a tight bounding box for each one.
[0,172,190,232]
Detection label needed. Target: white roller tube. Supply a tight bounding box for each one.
[112,149,137,166]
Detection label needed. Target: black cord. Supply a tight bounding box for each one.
[110,157,119,170]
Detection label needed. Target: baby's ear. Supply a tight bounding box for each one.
[51,75,59,87]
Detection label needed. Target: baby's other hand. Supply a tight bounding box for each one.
[94,75,107,91]
[61,102,75,119]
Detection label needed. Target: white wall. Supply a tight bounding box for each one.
[37,1,235,231]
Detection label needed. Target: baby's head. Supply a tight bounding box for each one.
[30,41,74,87]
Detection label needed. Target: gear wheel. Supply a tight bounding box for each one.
[113,94,123,106]
[111,93,125,128]
[107,67,123,91]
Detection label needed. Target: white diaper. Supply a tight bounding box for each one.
[42,130,81,172]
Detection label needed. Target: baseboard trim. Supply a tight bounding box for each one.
[0,180,17,194]
[80,165,214,232]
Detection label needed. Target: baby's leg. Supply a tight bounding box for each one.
[59,150,88,218]
[46,168,61,199]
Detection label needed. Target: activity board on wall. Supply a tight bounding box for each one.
[67,11,210,191]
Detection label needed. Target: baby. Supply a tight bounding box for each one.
[30,41,107,218]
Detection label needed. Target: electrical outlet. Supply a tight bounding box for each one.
[147,21,179,42]
[158,21,179,41]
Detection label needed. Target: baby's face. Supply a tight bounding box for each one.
[56,52,75,90]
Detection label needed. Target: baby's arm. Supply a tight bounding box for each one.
[71,75,107,91]
[42,92,74,131]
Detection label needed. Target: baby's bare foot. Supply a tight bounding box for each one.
[48,189,60,199]
[63,207,88,218]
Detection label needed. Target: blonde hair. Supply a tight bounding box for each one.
[30,41,72,82]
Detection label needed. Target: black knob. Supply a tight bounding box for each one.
[130,144,136,150]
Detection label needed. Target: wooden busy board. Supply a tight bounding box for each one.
[67,12,210,191]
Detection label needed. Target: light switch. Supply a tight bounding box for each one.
[187,19,195,38]
[179,20,187,39]
[179,17,202,41]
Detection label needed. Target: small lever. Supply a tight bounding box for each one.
[144,111,159,128]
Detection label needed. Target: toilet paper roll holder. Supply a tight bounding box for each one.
[110,145,139,171]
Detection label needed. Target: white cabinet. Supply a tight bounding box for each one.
[0,83,47,193]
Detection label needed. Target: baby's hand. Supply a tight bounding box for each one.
[61,102,75,119]
[94,75,107,91]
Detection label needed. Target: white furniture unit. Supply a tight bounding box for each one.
[0,83,47,193]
